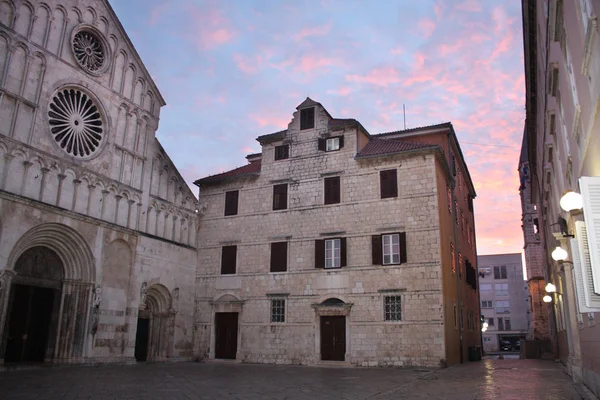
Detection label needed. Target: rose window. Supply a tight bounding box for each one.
[72,30,106,73]
[48,88,104,158]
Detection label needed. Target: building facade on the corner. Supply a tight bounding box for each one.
[478,254,528,353]
[194,99,480,367]
[0,0,198,365]
[522,0,600,396]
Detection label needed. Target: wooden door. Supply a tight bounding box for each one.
[320,316,346,361]
[4,285,54,363]
[134,318,150,361]
[215,312,238,359]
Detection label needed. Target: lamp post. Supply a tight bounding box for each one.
[559,191,583,212]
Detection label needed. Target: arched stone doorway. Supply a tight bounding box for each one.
[312,297,353,362]
[210,294,244,360]
[135,284,175,362]
[0,223,96,364]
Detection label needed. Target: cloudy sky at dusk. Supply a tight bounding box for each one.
[111,0,525,256]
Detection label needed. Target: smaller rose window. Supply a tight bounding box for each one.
[72,30,106,73]
[48,88,104,159]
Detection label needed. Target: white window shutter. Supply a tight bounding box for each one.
[575,221,600,309]
[570,236,600,312]
[580,176,600,293]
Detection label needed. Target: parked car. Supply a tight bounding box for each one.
[500,340,512,351]
[515,340,521,351]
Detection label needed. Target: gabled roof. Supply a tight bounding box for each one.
[375,122,452,137]
[256,129,287,144]
[356,138,437,158]
[194,159,261,186]
[296,97,322,109]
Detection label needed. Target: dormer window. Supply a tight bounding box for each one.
[300,107,315,130]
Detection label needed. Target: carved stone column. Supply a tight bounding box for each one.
[72,179,81,211]
[20,160,32,196]
[55,173,66,206]
[100,190,109,220]
[86,184,96,215]
[114,194,122,224]
[1,154,14,190]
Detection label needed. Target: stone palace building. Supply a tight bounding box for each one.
[0,0,480,368]
[194,99,480,367]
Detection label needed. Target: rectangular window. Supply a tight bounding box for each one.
[493,266,507,279]
[550,67,559,97]
[453,304,457,328]
[496,300,510,314]
[224,190,239,216]
[274,144,289,160]
[488,317,494,326]
[498,317,504,331]
[494,283,509,296]
[382,234,400,265]
[451,243,456,274]
[270,242,288,272]
[505,318,511,331]
[372,233,406,265]
[273,184,288,210]
[380,169,398,199]
[325,239,341,269]
[221,245,237,275]
[326,137,340,151]
[384,296,402,321]
[447,187,452,214]
[270,299,285,323]
[324,176,341,205]
[315,238,346,268]
[300,107,315,130]
[481,300,492,308]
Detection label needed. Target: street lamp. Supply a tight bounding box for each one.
[545,283,556,293]
[543,295,553,303]
[559,191,583,212]
[551,246,568,261]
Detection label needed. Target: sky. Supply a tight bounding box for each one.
[111,0,526,257]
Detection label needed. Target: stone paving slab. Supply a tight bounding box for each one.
[0,359,584,400]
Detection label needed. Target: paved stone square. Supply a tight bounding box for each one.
[0,359,584,400]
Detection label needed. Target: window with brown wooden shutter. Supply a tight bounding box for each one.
[340,238,347,267]
[380,169,398,199]
[270,242,288,272]
[221,245,237,274]
[372,235,382,265]
[315,240,325,268]
[273,184,288,210]
[224,190,239,216]
[318,138,326,151]
[373,232,406,265]
[300,107,315,130]
[324,176,341,204]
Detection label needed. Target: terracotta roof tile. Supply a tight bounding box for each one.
[356,138,437,158]
[194,160,261,185]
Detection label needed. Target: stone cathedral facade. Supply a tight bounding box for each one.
[0,0,198,365]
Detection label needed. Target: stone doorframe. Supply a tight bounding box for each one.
[0,223,96,364]
[138,283,176,361]
[311,296,353,363]
[209,294,244,360]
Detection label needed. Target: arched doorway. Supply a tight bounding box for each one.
[4,247,63,362]
[135,284,174,362]
[0,223,96,364]
[312,297,353,362]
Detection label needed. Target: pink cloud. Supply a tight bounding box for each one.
[390,46,404,55]
[418,18,436,38]
[250,113,290,128]
[293,23,332,41]
[326,87,353,96]
[233,54,263,74]
[346,67,401,87]
[455,0,483,12]
[149,2,169,25]
[297,55,338,73]
[242,146,256,153]
[186,3,236,50]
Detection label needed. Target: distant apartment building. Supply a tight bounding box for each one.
[194,98,480,367]
[478,254,529,353]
